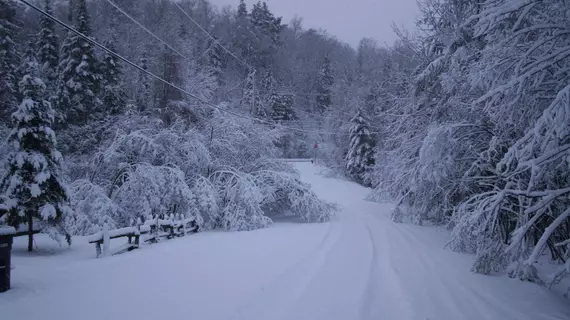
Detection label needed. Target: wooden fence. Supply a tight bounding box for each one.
[87,215,199,258]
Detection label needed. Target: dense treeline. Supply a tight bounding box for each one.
[0,0,337,250]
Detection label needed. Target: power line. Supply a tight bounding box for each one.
[19,0,370,136]
[18,1,221,116]
[104,0,188,60]
[172,1,251,70]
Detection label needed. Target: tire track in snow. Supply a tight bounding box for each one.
[366,213,532,320]
[395,227,528,319]
[367,213,470,319]
[359,218,381,320]
[278,210,372,320]
[230,218,346,320]
[361,213,417,320]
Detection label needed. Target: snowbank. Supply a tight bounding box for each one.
[87,226,138,242]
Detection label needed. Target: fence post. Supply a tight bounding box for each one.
[102,223,110,257]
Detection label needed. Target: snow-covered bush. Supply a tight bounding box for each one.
[91,128,210,189]
[66,179,121,236]
[252,165,336,223]
[210,159,335,231]
[206,109,282,171]
[211,169,271,231]
[190,176,220,231]
[111,164,199,225]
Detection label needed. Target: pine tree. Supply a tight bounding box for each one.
[136,52,153,114]
[206,38,225,87]
[237,0,247,17]
[253,94,267,120]
[37,0,59,83]
[67,0,74,23]
[261,69,274,94]
[0,45,71,252]
[270,92,296,122]
[233,0,254,69]
[260,69,274,107]
[241,69,256,113]
[57,0,102,125]
[0,0,19,125]
[345,109,375,186]
[99,12,125,116]
[100,41,126,116]
[249,1,285,69]
[250,2,284,47]
[244,69,267,120]
[316,55,333,114]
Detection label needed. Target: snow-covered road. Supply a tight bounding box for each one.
[1,163,569,320]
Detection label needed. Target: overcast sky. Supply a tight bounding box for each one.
[209,0,420,48]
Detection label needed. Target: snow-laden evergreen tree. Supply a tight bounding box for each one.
[260,69,274,92]
[99,11,125,116]
[260,69,276,108]
[253,94,267,120]
[316,55,333,114]
[0,0,19,124]
[345,109,375,186]
[136,52,153,114]
[206,37,225,87]
[100,40,125,116]
[67,0,74,23]
[237,0,247,17]
[56,0,102,125]
[0,46,71,251]
[233,0,253,65]
[249,1,285,69]
[270,92,296,122]
[241,69,257,114]
[37,0,59,84]
[267,88,281,120]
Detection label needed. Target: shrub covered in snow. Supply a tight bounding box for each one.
[56,113,334,235]
[190,176,220,230]
[111,164,198,224]
[66,179,121,236]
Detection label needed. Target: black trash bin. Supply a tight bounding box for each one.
[0,226,16,293]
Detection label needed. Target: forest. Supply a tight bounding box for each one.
[1,0,569,293]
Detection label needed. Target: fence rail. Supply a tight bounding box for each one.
[277,158,313,163]
[88,215,199,258]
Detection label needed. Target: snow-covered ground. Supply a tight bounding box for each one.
[1,163,569,320]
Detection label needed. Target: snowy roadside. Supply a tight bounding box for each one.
[0,221,332,320]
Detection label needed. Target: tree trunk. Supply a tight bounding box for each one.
[28,211,33,252]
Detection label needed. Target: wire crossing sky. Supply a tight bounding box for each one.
[208,0,420,47]
[19,0,377,136]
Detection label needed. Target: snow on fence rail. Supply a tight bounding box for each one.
[2,221,44,237]
[278,158,313,163]
[87,227,140,243]
[88,215,199,258]
[0,226,16,236]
